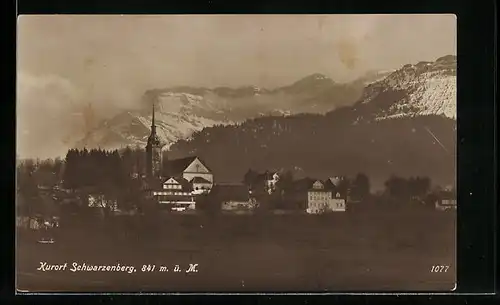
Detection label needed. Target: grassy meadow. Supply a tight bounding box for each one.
[17,208,456,292]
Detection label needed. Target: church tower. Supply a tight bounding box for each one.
[146,103,164,178]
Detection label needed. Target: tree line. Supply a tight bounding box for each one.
[169,114,455,188]
[17,146,448,220]
[16,147,154,218]
[199,169,441,214]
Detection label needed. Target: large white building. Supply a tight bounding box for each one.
[306,180,346,214]
[167,156,214,185]
[152,156,214,211]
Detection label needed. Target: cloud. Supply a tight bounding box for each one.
[16,15,457,159]
[16,72,94,159]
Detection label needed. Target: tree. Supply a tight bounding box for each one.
[276,170,294,191]
[62,148,126,193]
[32,159,59,188]
[384,175,432,203]
[53,157,64,180]
[17,167,40,216]
[17,160,40,206]
[120,146,134,177]
[351,173,370,201]
[118,177,142,213]
[424,191,440,209]
[336,177,351,199]
[384,175,409,200]
[413,176,431,198]
[243,169,259,186]
[275,170,294,208]
[63,149,79,190]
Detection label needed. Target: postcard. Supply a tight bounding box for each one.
[16,14,457,293]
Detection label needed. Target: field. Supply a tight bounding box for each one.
[16,208,456,293]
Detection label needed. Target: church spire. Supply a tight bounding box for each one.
[145,101,163,179]
[151,103,156,133]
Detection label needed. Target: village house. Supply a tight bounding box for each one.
[264,171,280,194]
[87,193,120,216]
[164,156,214,190]
[154,177,196,211]
[435,190,457,211]
[306,180,346,214]
[326,175,351,199]
[275,177,314,211]
[154,157,213,210]
[191,177,213,195]
[329,192,347,211]
[244,170,280,195]
[142,156,214,212]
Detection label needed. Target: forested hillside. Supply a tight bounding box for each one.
[169,114,455,189]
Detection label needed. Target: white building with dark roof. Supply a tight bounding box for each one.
[147,156,214,211]
[164,156,214,186]
[153,177,196,211]
[306,180,346,214]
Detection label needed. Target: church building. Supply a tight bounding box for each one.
[144,104,214,211]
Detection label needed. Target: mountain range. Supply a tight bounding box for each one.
[166,55,457,189]
[74,70,392,150]
[76,55,456,189]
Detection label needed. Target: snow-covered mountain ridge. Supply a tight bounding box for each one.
[75,54,456,152]
[75,72,376,150]
[354,55,456,122]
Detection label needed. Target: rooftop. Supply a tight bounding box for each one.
[191,176,212,184]
[164,156,212,175]
[162,176,193,191]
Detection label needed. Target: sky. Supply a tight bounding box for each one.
[17,14,456,159]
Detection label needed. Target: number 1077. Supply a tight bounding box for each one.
[431,265,450,272]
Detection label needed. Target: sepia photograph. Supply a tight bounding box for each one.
[16,14,457,293]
